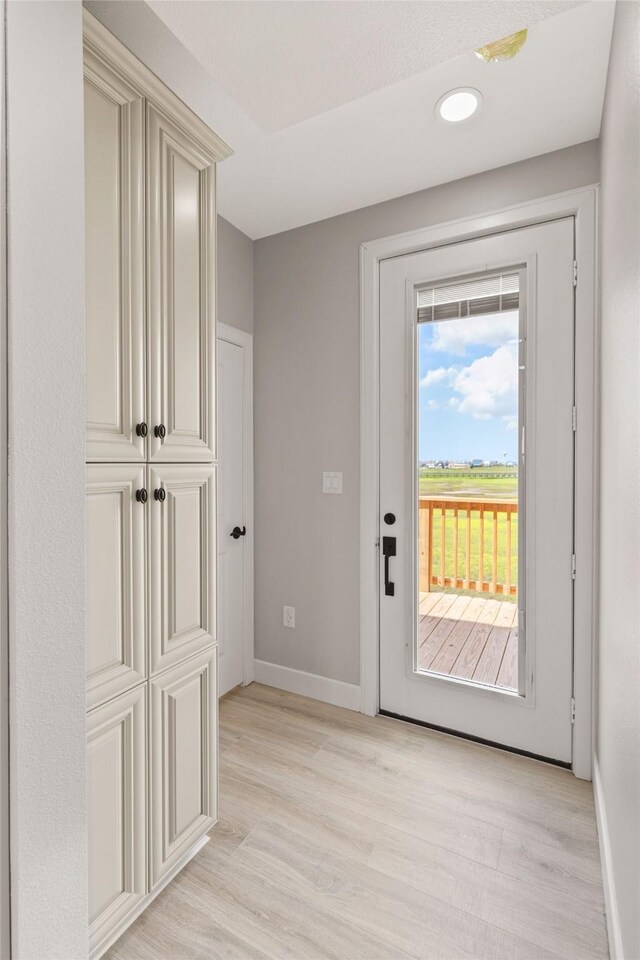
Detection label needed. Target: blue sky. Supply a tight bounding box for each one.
[418,310,519,462]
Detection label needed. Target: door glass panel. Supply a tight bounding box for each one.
[416,272,521,691]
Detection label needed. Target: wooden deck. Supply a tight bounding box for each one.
[419,591,518,690]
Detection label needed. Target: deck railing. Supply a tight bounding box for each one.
[419,496,518,596]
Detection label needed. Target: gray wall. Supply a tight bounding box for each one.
[254,140,599,685]
[6,2,88,956]
[218,216,254,335]
[596,2,640,957]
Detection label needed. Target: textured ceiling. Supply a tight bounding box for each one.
[88,0,613,238]
[148,0,583,132]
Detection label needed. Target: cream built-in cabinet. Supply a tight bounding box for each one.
[148,464,216,675]
[147,106,217,463]
[150,648,217,885]
[86,464,146,709]
[83,10,231,959]
[88,686,147,950]
[84,48,145,463]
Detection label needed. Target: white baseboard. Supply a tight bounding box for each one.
[253,659,361,712]
[593,755,624,959]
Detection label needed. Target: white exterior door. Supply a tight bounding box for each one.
[217,329,252,696]
[379,219,575,763]
[147,104,216,463]
[148,463,216,675]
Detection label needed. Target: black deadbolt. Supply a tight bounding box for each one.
[384,512,396,525]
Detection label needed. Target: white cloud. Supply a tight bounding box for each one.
[430,311,519,356]
[419,366,456,388]
[451,344,518,423]
[420,341,519,430]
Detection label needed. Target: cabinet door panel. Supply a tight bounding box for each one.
[147,104,216,462]
[88,686,146,958]
[84,52,145,461]
[150,649,217,886]
[149,464,216,675]
[87,464,146,708]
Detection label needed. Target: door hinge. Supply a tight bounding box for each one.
[572,406,577,432]
[571,553,576,580]
[570,697,576,724]
[573,260,578,287]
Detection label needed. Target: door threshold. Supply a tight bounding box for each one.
[377,709,571,769]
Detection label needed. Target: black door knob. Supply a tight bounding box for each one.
[136,422,148,438]
[135,488,148,503]
[154,424,166,439]
[230,525,246,539]
[154,488,166,502]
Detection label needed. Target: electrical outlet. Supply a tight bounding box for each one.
[283,605,295,628]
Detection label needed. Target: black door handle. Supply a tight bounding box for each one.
[230,525,246,539]
[382,536,396,596]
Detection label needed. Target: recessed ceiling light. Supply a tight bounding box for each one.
[436,87,482,123]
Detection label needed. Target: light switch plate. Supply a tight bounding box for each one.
[322,471,343,494]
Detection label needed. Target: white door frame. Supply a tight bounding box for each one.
[360,185,598,780]
[217,322,254,687]
[0,0,9,949]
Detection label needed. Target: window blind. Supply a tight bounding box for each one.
[417,272,519,323]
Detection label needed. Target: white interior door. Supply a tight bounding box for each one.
[379,218,575,763]
[217,327,253,696]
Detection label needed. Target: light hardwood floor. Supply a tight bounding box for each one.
[107,684,608,960]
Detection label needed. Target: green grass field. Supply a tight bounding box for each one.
[420,467,519,600]
[419,465,518,500]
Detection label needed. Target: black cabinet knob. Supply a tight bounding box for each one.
[135,422,148,438]
[154,424,166,439]
[154,488,166,502]
[135,488,148,504]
